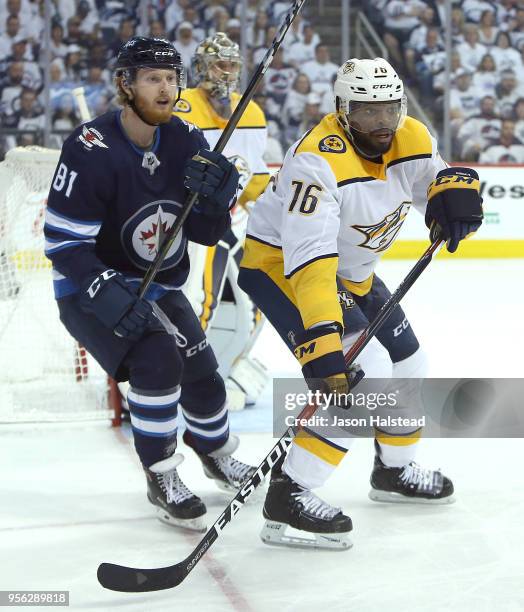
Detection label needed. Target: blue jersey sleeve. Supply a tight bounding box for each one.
[44,136,111,289]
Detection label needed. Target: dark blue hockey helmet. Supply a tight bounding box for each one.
[115,36,186,87]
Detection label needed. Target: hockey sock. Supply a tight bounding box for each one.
[374,431,421,467]
[127,385,180,468]
[283,430,355,490]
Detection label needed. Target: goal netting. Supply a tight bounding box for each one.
[0,146,120,424]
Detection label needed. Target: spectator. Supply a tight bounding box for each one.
[299,91,323,134]
[0,15,23,59]
[462,0,497,23]
[49,23,69,60]
[263,47,297,105]
[450,68,481,131]
[108,18,136,58]
[225,18,241,45]
[383,0,427,72]
[282,73,311,143]
[451,6,466,45]
[433,50,462,95]
[479,119,524,162]
[165,0,190,36]
[49,58,76,113]
[174,22,199,73]
[512,98,524,143]
[495,70,524,119]
[149,18,167,39]
[457,95,501,160]
[180,7,206,41]
[247,10,270,48]
[285,24,319,68]
[477,9,499,47]
[64,16,86,48]
[456,24,487,72]
[509,7,524,51]
[253,89,284,163]
[301,44,338,95]
[489,31,521,72]
[2,87,45,137]
[0,61,25,117]
[496,0,517,30]
[207,7,229,37]
[253,26,277,65]
[63,45,86,82]
[76,0,100,44]
[406,6,439,56]
[410,28,446,102]
[7,38,41,89]
[83,64,113,116]
[472,53,498,97]
[233,0,265,28]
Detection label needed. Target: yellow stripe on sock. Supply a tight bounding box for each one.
[374,428,422,446]
[294,431,346,466]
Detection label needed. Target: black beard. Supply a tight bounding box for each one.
[350,129,393,159]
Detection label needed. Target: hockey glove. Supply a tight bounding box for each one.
[184,149,240,217]
[79,270,157,341]
[293,323,364,408]
[425,167,483,253]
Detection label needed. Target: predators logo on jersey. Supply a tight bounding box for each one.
[353,202,411,252]
[174,98,191,113]
[319,135,347,154]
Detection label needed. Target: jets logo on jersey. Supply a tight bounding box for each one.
[174,98,191,113]
[121,200,186,271]
[78,125,108,150]
[319,135,347,154]
[352,202,411,252]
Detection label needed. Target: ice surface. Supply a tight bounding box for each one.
[1,259,523,611]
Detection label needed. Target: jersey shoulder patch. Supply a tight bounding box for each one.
[318,134,346,154]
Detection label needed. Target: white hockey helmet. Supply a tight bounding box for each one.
[334,58,407,136]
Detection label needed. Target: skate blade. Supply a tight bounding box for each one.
[260,521,352,551]
[155,507,207,532]
[368,489,456,505]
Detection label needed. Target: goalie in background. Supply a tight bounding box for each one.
[238,57,483,550]
[44,37,258,533]
[173,33,271,412]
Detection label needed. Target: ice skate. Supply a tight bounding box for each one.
[184,431,258,494]
[369,451,455,505]
[144,453,207,531]
[260,468,352,550]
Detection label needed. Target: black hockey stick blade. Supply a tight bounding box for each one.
[98,554,191,592]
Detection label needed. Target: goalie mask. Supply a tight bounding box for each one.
[193,33,242,103]
[334,57,407,158]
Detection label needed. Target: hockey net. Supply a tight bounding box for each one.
[0,146,121,425]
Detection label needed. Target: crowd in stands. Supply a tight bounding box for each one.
[366,0,524,161]
[2,0,524,164]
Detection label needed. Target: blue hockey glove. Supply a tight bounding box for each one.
[425,167,483,253]
[184,149,240,217]
[294,323,364,408]
[79,270,157,341]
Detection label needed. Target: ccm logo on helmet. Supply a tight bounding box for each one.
[155,50,174,56]
[373,84,393,89]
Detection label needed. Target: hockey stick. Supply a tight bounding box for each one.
[138,0,307,299]
[97,238,444,592]
[72,87,91,123]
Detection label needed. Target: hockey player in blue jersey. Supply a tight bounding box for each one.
[44,37,257,532]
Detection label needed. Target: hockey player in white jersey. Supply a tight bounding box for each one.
[173,33,271,411]
[238,58,483,549]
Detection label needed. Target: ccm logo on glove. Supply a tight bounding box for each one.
[425,167,483,253]
[87,269,117,298]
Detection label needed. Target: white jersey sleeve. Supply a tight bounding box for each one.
[276,151,340,278]
[410,133,448,215]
